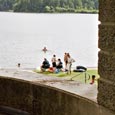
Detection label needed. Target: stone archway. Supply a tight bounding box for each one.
[98,0,115,112]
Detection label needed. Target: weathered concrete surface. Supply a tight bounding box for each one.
[0,68,97,102]
[0,69,115,115]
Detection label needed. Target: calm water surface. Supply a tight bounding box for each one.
[0,12,99,69]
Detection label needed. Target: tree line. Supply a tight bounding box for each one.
[0,0,98,13]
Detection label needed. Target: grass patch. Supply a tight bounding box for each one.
[34,68,99,84]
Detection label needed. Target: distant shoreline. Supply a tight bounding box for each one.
[0,11,98,14]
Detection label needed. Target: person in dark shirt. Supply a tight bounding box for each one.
[41,58,50,71]
[56,58,63,69]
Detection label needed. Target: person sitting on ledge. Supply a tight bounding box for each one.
[41,58,50,72]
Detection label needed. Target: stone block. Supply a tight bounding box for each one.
[98,51,115,81]
[98,78,115,111]
[99,0,115,22]
[98,24,115,52]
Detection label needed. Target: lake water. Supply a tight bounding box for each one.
[0,12,99,69]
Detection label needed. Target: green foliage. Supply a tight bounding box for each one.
[0,0,98,13]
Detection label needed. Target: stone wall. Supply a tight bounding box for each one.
[0,77,115,115]
[98,0,115,112]
[0,77,33,114]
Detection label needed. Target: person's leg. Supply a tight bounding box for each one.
[69,64,72,74]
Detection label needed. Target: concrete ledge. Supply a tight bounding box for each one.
[0,69,115,115]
